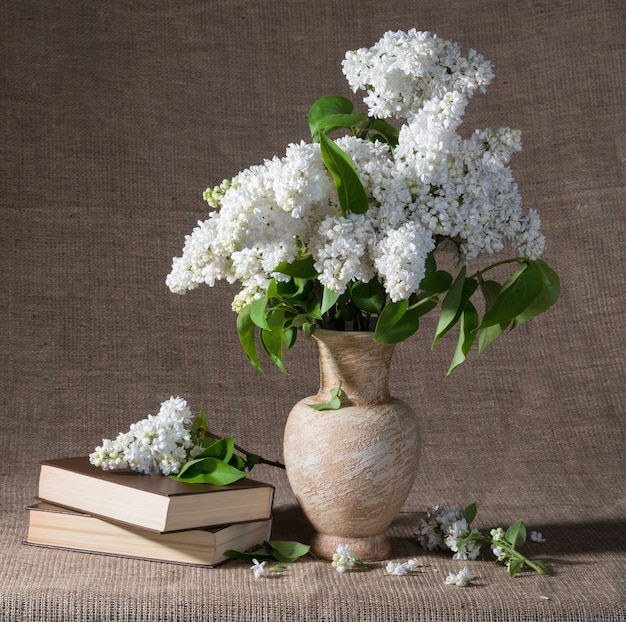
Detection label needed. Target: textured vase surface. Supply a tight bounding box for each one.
[283,329,420,561]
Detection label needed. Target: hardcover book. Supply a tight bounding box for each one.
[25,501,271,567]
[38,456,274,532]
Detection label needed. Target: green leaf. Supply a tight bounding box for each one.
[190,407,210,438]
[267,565,288,572]
[508,558,524,578]
[477,280,508,353]
[264,540,311,563]
[171,457,247,485]
[463,502,478,526]
[249,296,270,330]
[321,286,341,315]
[223,546,272,563]
[309,96,355,136]
[349,278,386,314]
[433,268,465,345]
[308,385,344,410]
[367,119,400,147]
[245,452,262,471]
[228,452,246,471]
[275,277,306,300]
[505,520,527,548]
[261,308,291,371]
[282,325,297,350]
[314,112,367,135]
[273,254,319,279]
[224,540,310,564]
[374,299,420,344]
[433,268,479,346]
[319,132,369,217]
[511,259,560,328]
[236,304,263,373]
[194,436,235,463]
[446,301,479,376]
[425,252,437,273]
[419,269,453,294]
[480,262,543,329]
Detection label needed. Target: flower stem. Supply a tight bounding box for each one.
[469,257,527,280]
[466,533,549,575]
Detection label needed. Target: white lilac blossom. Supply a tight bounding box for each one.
[490,527,508,562]
[89,397,200,475]
[250,559,267,579]
[530,531,546,543]
[417,504,483,560]
[341,29,494,119]
[444,566,476,587]
[167,30,545,313]
[331,544,363,573]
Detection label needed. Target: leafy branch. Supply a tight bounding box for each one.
[170,407,285,485]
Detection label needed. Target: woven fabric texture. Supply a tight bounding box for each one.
[1,0,625,620]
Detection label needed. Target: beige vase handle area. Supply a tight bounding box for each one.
[283,329,421,561]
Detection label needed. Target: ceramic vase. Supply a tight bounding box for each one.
[283,329,420,561]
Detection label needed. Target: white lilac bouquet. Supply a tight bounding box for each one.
[167,30,559,375]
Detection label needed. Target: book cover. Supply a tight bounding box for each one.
[25,501,272,567]
[38,456,274,532]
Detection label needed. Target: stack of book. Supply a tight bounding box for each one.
[24,456,274,567]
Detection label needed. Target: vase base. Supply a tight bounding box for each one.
[311,532,392,562]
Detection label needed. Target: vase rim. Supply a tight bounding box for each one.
[313,327,375,336]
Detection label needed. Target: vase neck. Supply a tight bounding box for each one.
[313,329,395,406]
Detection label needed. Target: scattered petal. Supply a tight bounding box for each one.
[444,566,476,587]
[530,531,546,543]
[250,558,267,579]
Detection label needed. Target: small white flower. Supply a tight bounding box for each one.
[444,566,476,587]
[384,558,424,576]
[406,559,424,569]
[250,558,267,579]
[530,531,546,543]
[385,561,409,576]
[332,543,364,572]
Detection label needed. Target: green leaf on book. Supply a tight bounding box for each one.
[194,436,235,463]
[171,456,247,485]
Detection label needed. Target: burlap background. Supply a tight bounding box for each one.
[2,1,624,620]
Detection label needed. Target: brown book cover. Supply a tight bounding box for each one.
[38,456,274,532]
[24,501,272,567]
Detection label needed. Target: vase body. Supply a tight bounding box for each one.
[283,329,420,561]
